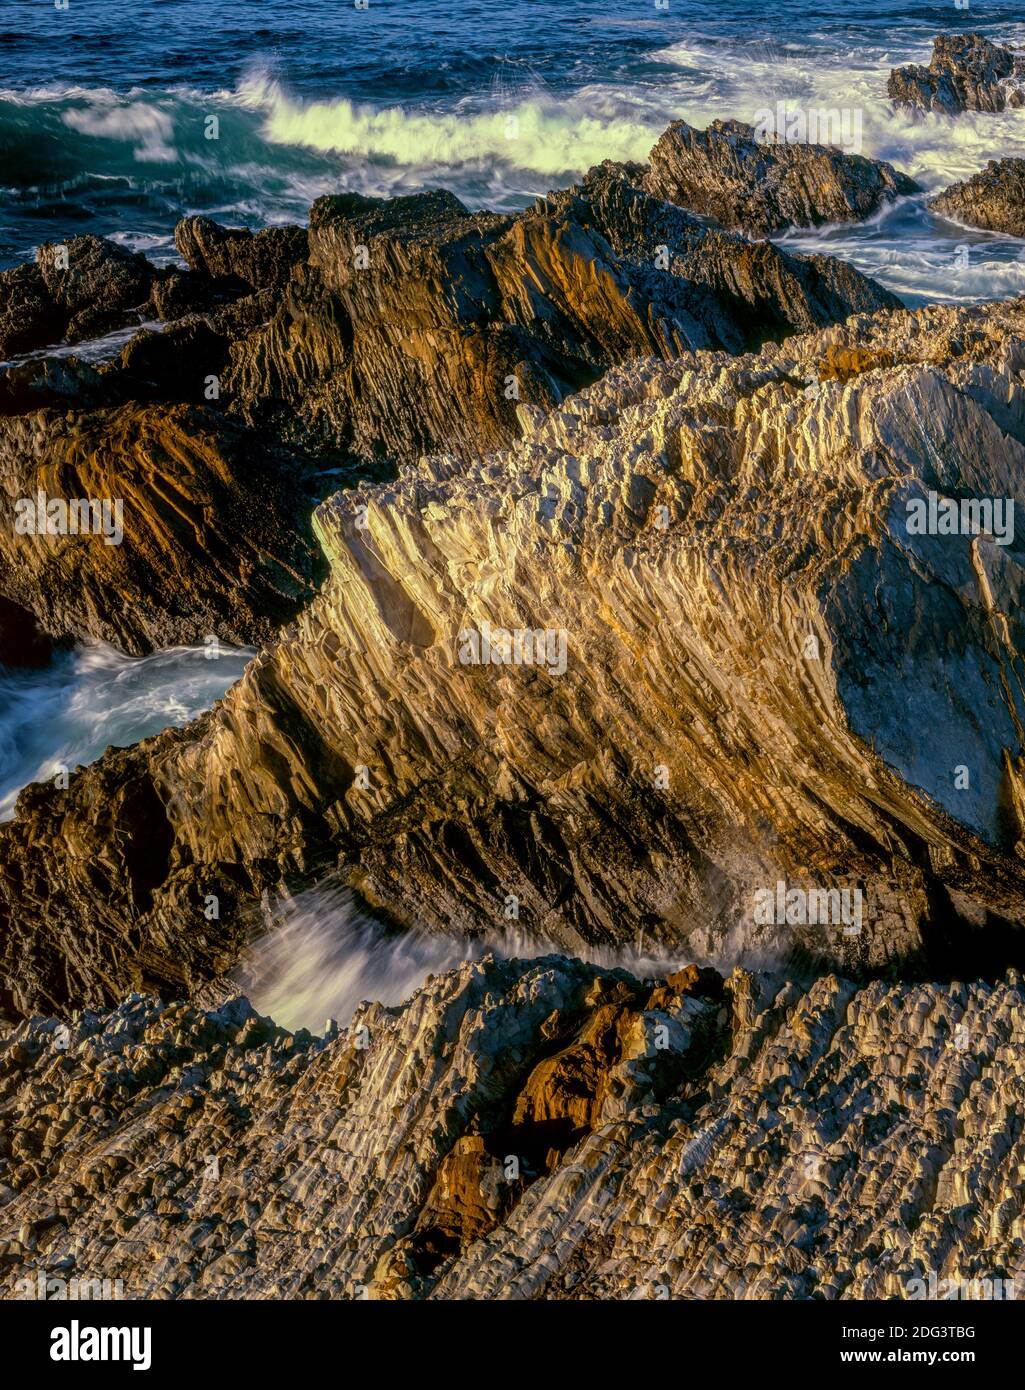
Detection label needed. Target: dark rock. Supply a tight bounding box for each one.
[0,264,67,360]
[643,119,920,237]
[173,217,308,292]
[37,235,153,334]
[929,158,1025,237]
[0,402,327,656]
[0,595,52,669]
[888,33,1025,114]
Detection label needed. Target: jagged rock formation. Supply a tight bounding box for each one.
[889,33,1025,114]
[0,167,895,663]
[930,159,1025,238]
[0,237,154,360]
[220,170,898,461]
[5,298,1025,1015]
[1,956,1023,1300]
[643,120,919,237]
[0,402,327,654]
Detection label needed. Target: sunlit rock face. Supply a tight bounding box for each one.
[5,298,1025,1016]
[2,957,1024,1301]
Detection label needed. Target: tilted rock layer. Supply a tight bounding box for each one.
[644,120,918,237]
[0,168,894,662]
[1,956,1023,1300]
[4,299,1025,1014]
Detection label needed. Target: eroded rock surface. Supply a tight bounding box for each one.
[930,159,1025,238]
[0,168,894,662]
[221,170,897,461]
[644,120,919,237]
[4,300,1025,1014]
[889,33,1025,114]
[0,238,153,361]
[0,956,1022,1300]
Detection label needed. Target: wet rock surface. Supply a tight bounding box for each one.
[644,120,919,237]
[0,956,1022,1300]
[888,33,1025,115]
[930,158,1025,238]
[5,299,1025,1014]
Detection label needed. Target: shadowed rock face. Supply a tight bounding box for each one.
[5,299,1025,1015]
[888,33,1025,114]
[0,403,328,655]
[643,120,920,238]
[1,956,1023,1300]
[930,159,1025,238]
[0,237,154,360]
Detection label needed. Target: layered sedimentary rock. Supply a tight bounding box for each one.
[0,403,327,654]
[643,120,919,237]
[0,169,894,661]
[5,298,1025,1015]
[220,169,898,461]
[889,33,1025,114]
[930,159,1025,238]
[1,955,1022,1300]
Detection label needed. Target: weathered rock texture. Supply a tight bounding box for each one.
[0,237,154,360]
[889,33,1025,115]
[930,159,1025,238]
[1,956,1023,1300]
[5,299,1025,1015]
[0,403,326,655]
[220,170,898,461]
[0,169,894,663]
[644,120,919,237]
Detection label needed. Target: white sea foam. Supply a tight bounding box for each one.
[0,640,252,821]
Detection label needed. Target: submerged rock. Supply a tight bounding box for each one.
[930,158,1025,237]
[5,299,1025,1014]
[0,958,1022,1300]
[888,33,1025,114]
[644,119,919,237]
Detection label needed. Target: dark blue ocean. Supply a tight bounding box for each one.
[2,0,1025,303]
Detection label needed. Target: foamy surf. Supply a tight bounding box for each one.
[0,640,253,821]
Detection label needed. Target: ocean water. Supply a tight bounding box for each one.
[0,640,252,820]
[1,0,1025,303]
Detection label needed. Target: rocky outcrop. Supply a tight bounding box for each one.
[1,956,1023,1300]
[6,298,1025,1015]
[0,171,895,661]
[0,403,327,655]
[0,238,154,361]
[888,33,1025,114]
[173,217,308,293]
[220,171,898,461]
[644,120,919,237]
[930,158,1025,237]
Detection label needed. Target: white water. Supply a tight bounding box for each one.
[8,28,1025,301]
[0,640,252,821]
[236,880,790,1032]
